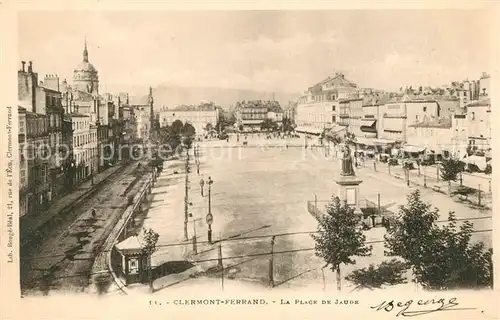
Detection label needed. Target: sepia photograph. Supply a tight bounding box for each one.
[2,6,497,317]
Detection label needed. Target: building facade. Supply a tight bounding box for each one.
[378,97,442,142]
[121,105,138,146]
[19,107,28,218]
[25,111,51,217]
[295,73,359,135]
[61,114,75,189]
[479,72,490,97]
[466,99,491,152]
[41,84,65,199]
[160,105,219,134]
[71,114,96,183]
[406,118,454,155]
[338,98,366,137]
[132,105,150,141]
[235,105,268,132]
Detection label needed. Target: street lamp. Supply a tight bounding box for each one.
[206,176,214,243]
[200,178,205,197]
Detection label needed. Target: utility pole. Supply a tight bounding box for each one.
[478,184,482,206]
[321,267,326,291]
[218,233,223,291]
[184,157,189,241]
[192,219,197,254]
[377,193,381,216]
[269,236,276,288]
[207,176,214,243]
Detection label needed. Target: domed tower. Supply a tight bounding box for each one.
[73,38,99,94]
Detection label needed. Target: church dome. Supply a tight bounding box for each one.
[74,39,98,74]
[73,39,99,94]
[75,60,97,73]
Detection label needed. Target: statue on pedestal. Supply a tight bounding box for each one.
[340,144,355,176]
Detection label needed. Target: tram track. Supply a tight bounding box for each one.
[20,161,150,295]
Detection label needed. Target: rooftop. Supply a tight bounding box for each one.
[68,113,90,118]
[409,117,452,129]
[466,99,490,107]
[310,72,358,89]
[171,104,218,111]
[362,95,392,106]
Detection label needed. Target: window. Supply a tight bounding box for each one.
[19,144,25,161]
[423,107,427,112]
[20,169,26,185]
[128,258,139,274]
[19,121,25,133]
[332,105,336,112]
[472,112,475,120]
[41,164,47,182]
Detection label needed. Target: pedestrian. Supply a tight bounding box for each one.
[200,178,205,197]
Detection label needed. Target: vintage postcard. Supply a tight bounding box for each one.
[1,2,499,319]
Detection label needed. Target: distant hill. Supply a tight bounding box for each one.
[130,86,300,110]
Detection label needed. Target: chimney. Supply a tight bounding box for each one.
[28,61,33,73]
[21,61,26,72]
[43,74,60,92]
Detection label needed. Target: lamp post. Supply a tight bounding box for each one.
[206,176,214,244]
[423,166,427,188]
[200,178,205,197]
[406,167,410,187]
[206,212,213,244]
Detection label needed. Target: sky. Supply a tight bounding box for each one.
[18,10,493,96]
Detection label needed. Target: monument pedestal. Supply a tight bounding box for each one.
[335,175,363,215]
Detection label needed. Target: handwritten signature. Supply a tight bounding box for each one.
[371,298,476,317]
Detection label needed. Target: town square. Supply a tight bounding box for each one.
[14,10,493,296]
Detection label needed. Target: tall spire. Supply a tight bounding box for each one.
[83,37,89,62]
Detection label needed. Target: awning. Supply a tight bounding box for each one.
[403,145,426,153]
[360,119,376,127]
[295,126,323,135]
[356,137,376,146]
[326,126,346,137]
[463,155,487,170]
[373,138,396,145]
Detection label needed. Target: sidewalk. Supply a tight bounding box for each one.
[115,149,225,293]
[361,159,492,209]
[20,162,128,243]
